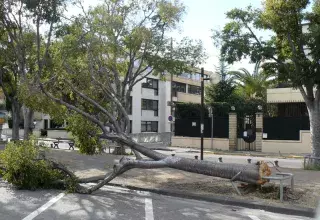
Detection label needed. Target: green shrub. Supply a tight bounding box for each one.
[304,163,320,171]
[0,139,63,190]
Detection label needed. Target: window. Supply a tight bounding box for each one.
[142,78,159,95]
[188,85,201,95]
[130,120,132,133]
[44,119,48,129]
[141,121,158,132]
[142,99,158,116]
[49,120,64,129]
[172,81,186,93]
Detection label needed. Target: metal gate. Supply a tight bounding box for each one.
[237,114,256,151]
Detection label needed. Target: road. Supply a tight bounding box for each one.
[0,180,313,220]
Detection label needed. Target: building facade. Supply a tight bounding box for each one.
[33,70,217,137]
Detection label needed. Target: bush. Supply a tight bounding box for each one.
[0,139,63,190]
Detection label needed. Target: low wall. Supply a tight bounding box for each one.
[172,136,229,151]
[2,129,40,139]
[262,130,311,154]
[46,130,72,139]
[130,132,171,145]
[1,129,71,139]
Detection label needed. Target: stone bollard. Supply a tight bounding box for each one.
[218,157,223,163]
[194,155,198,160]
[274,160,279,167]
[247,158,252,164]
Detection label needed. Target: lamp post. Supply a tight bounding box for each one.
[200,67,211,160]
[208,106,213,150]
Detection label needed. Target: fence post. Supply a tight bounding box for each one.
[229,112,237,151]
[255,112,263,152]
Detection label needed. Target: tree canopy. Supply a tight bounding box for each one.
[214,0,320,157]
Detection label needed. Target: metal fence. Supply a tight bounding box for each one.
[263,116,310,140]
[174,117,229,138]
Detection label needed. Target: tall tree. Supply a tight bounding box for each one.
[214,0,320,158]
[214,55,230,82]
[0,0,67,139]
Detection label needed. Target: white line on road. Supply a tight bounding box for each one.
[145,198,154,220]
[248,215,261,220]
[22,193,65,220]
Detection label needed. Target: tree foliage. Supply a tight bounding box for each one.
[214,0,320,157]
[229,61,276,99]
[205,80,268,117]
[38,0,206,143]
[0,139,63,190]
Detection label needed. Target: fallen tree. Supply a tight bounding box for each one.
[0,0,272,194]
[45,135,272,194]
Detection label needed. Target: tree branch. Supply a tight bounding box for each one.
[64,79,122,133]
[77,157,168,194]
[39,83,108,134]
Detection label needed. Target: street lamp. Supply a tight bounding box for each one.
[231,106,236,111]
[200,67,211,160]
[208,106,213,150]
[257,105,263,111]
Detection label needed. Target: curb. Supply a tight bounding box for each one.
[106,183,316,218]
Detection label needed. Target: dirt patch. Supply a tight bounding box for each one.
[46,149,320,209]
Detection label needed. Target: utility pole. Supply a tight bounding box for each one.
[200,67,204,160]
[170,38,173,144]
[208,107,213,150]
[200,68,211,160]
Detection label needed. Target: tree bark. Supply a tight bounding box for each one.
[75,155,271,194]
[71,135,272,194]
[309,105,320,158]
[11,99,21,141]
[22,105,34,140]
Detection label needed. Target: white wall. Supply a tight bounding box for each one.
[47,130,72,139]
[131,80,142,134]
[262,130,311,154]
[172,136,229,151]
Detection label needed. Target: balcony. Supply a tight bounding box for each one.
[175,92,201,104]
[267,88,304,103]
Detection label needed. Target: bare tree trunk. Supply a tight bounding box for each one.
[11,100,21,141]
[309,105,320,158]
[22,105,34,140]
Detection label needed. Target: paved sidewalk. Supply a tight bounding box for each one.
[163,147,305,169]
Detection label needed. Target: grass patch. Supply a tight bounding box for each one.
[304,163,320,171]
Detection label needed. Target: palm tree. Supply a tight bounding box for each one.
[228,60,276,99]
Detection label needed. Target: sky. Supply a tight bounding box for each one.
[170,0,265,72]
[68,0,266,73]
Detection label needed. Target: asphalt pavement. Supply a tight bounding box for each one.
[0,179,313,220]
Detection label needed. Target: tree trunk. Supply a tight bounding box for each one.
[73,135,272,194]
[124,140,271,184]
[22,106,34,140]
[11,100,21,141]
[309,105,320,158]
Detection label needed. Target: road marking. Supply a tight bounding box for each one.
[86,183,130,194]
[145,198,154,220]
[248,215,261,220]
[22,193,65,220]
